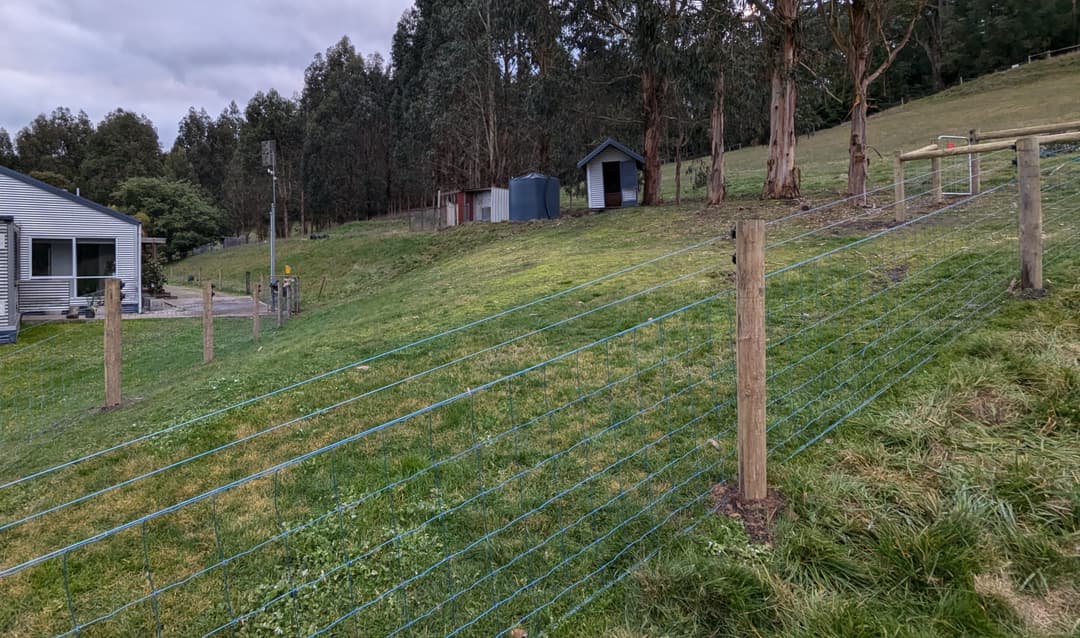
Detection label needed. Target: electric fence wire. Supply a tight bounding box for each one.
[0,162,956,492]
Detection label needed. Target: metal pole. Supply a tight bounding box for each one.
[270,151,277,311]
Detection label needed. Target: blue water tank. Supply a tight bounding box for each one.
[509,173,560,222]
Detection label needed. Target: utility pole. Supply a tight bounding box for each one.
[262,140,278,310]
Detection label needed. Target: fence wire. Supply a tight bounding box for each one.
[1,153,1078,638]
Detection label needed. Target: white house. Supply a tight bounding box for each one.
[576,138,645,209]
[0,166,142,342]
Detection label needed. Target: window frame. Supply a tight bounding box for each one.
[28,237,119,298]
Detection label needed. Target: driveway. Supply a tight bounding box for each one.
[155,285,271,318]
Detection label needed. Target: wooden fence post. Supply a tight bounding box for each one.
[736,219,767,501]
[203,280,214,363]
[277,283,286,328]
[931,155,944,204]
[1016,136,1044,292]
[969,129,981,194]
[252,283,261,341]
[104,278,122,408]
[893,150,906,222]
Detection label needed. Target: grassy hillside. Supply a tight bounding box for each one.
[663,51,1080,200]
[1,53,1078,638]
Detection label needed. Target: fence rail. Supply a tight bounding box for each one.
[1,143,1078,637]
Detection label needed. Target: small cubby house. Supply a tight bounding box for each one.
[576,138,645,210]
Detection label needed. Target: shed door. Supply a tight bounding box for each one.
[620,161,638,206]
[602,161,622,208]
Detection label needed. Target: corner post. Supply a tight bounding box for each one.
[1016,137,1044,293]
[931,155,944,204]
[893,150,906,222]
[969,129,981,194]
[736,219,767,501]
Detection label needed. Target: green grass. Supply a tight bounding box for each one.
[662,51,1080,201]
[585,260,1080,638]
[0,54,1078,638]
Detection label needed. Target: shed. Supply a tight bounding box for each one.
[0,166,142,328]
[444,186,510,227]
[576,138,645,209]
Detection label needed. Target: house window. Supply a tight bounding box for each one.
[31,239,74,277]
[30,238,117,298]
[75,239,116,297]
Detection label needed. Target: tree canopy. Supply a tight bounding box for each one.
[2,0,1074,245]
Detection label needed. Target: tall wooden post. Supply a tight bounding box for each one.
[969,129,981,194]
[931,156,944,204]
[252,283,261,341]
[736,219,767,501]
[203,280,214,363]
[893,150,906,222]
[1016,136,1043,292]
[104,278,122,408]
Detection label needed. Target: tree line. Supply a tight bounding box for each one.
[0,0,1074,258]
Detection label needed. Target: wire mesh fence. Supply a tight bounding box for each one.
[0,149,1077,637]
[0,295,282,454]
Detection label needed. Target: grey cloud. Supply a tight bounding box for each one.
[0,0,412,146]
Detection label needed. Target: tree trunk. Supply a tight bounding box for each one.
[642,66,664,206]
[762,0,800,200]
[917,0,945,91]
[848,84,869,198]
[847,0,871,198]
[707,69,726,207]
[674,129,682,206]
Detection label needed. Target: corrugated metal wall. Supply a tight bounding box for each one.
[490,188,509,222]
[0,173,141,313]
[442,189,509,225]
[0,221,13,329]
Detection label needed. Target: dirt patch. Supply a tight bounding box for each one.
[884,264,909,283]
[975,574,1080,635]
[710,483,787,545]
[829,214,899,235]
[957,388,1020,426]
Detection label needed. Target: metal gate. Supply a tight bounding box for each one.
[938,135,973,196]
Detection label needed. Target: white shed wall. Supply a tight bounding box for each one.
[0,222,13,329]
[585,148,636,209]
[490,188,509,222]
[0,173,141,313]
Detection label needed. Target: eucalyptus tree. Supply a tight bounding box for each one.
[0,129,14,168]
[821,0,925,198]
[171,104,240,206]
[81,109,163,203]
[566,0,691,206]
[14,108,94,186]
[302,37,392,226]
[749,0,803,199]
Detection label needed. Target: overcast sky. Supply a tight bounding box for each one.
[0,0,414,148]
